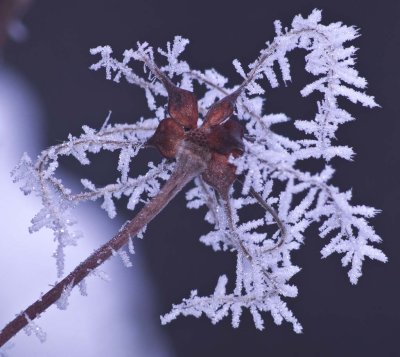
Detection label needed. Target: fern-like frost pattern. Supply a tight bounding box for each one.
[13,9,386,332]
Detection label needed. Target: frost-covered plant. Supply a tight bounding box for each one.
[0,9,386,347]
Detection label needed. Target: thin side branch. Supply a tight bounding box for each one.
[236,177,287,251]
[248,187,287,252]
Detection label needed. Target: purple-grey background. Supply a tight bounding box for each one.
[3,1,399,356]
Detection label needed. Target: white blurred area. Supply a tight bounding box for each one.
[0,65,172,356]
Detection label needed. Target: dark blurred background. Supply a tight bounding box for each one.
[2,0,399,356]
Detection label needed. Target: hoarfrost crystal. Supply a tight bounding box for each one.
[13,9,385,333]
[23,314,46,343]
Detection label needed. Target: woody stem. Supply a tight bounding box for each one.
[0,149,205,348]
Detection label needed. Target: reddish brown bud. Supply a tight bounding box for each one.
[164,81,198,130]
[207,118,244,157]
[202,152,237,197]
[203,91,240,127]
[147,118,185,159]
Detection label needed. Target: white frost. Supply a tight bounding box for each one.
[56,281,74,310]
[12,8,385,335]
[23,314,47,343]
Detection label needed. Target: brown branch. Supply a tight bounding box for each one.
[219,196,281,292]
[0,145,206,348]
[220,196,251,260]
[248,187,287,252]
[236,177,287,252]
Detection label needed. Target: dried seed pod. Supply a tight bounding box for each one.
[185,127,208,148]
[202,152,237,197]
[207,118,244,157]
[155,70,198,130]
[148,61,244,196]
[202,90,240,128]
[166,83,198,130]
[147,118,185,159]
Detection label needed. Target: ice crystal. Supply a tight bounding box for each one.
[117,249,133,268]
[78,279,88,297]
[12,121,173,277]
[23,314,46,343]
[56,282,74,310]
[0,342,14,357]
[13,9,385,332]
